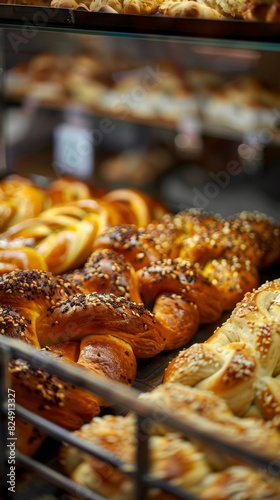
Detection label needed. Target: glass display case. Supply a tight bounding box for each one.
[0,7,280,500]
[1,14,280,219]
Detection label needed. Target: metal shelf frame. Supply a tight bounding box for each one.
[0,335,279,500]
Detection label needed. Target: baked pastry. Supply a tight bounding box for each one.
[137,258,223,348]
[163,278,280,419]
[0,184,167,275]
[122,0,159,14]
[0,174,49,231]
[61,383,280,500]
[242,0,280,21]
[201,75,280,133]
[0,245,48,274]
[158,0,223,18]
[94,209,280,310]
[197,0,280,20]
[46,176,105,205]
[101,188,167,227]
[63,248,142,303]
[0,268,169,448]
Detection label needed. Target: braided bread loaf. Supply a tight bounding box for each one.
[64,249,223,349]
[0,178,168,274]
[0,244,48,275]
[164,278,280,420]
[60,383,280,500]
[94,209,280,310]
[0,174,49,231]
[0,267,163,409]
[0,252,224,455]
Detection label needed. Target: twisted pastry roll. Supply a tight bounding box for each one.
[93,220,181,271]
[0,174,49,231]
[158,0,223,18]
[0,207,103,274]
[0,270,165,356]
[93,225,166,271]
[101,188,167,227]
[0,181,168,275]
[0,268,166,454]
[137,258,223,349]
[176,211,280,309]
[0,245,48,275]
[64,250,221,349]
[178,210,280,268]
[164,278,280,419]
[61,383,280,500]
[46,175,105,205]
[63,248,142,303]
[94,209,280,310]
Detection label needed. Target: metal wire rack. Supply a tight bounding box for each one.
[0,335,279,500]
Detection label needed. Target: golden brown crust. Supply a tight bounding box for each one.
[93,225,164,270]
[158,0,223,18]
[0,246,48,274]
[0,180,168,275]
[61,384,280,500]
[122,0,159,14]
[46,176,105,205]
[202,256,260,310]
[39,292,165,358]
[164,278,280,419]
[153,293,200,349]
[137,258,223,324]
[64,249,142,303]
[0,268,163,455]
[10,356,101,432]
[94,209,280,311]
[0,175,49,231]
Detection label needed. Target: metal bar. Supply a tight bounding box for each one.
[15,404,128,471]
[16,451,110,500]
[1,336,277,471]
[135,415,150,500]
[1,335,279,500]
[0,342,15,500]
[144,478,201,500]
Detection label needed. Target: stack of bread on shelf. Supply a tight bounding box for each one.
[6,54,280,136]
[0,174,280,497]
[2,0,280,18]
[48,0,280,20]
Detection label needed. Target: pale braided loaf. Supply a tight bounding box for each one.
[164,278,280,419]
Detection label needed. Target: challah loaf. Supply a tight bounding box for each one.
[137,258,223,348]
[163,278,280,419]
[64,250,223,349]
[0,180,168,274]
[94,209,280,310]
[0,267,167,454]
[0,174,49,231]
[62,248,142,303]
[60,383,280,500]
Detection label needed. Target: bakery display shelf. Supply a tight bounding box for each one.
[1,331,278,500]
[0,7,280,48]
[5,98,180,131]
[1,261,279,500]
[5,99,280,150]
